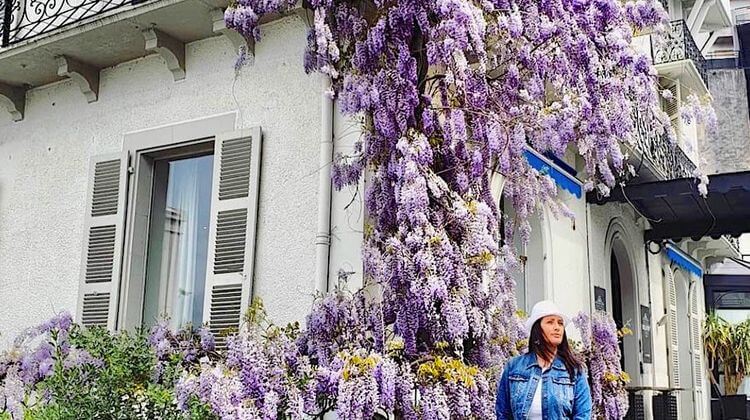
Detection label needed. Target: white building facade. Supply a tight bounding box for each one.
[0,1,741,420]
[0,3,363,341]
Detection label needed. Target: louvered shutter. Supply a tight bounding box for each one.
[690,286,705,418]
[661,81,682,133]
[665,268,681,388]
[77,153,129,330]
[661,82,680,119]
[203,128,262,347]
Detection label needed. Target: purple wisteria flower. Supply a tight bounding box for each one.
[0,311,103,419]
[573,311,631,419]
[162,0,707,416]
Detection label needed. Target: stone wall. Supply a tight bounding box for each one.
[701,69,750,174]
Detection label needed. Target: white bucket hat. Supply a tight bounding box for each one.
[524,300,568,336]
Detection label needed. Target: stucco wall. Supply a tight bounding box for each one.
[589,202,660,418]
[0,15,329,343]
[546,188,590,336]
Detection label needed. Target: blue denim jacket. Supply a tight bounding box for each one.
[495,352,592,420]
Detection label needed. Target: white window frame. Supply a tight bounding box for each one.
[118,112,239,330]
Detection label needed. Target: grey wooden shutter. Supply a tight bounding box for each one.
[690,285,705,418]
[203,128,262,347]
[77,153,129,330]
[665,268,681,388]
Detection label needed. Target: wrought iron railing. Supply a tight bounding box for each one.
[632,108,697,180]
[651,20,708,87]
[0,0,146,47]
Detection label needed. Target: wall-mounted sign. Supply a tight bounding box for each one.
[594,287,607,312]
[641,305,653,364]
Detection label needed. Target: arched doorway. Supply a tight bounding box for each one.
[608,232,640,385]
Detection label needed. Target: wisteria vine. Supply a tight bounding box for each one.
[221,0,681,417]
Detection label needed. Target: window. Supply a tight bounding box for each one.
[142,152,214,329]
[76,114,261,339]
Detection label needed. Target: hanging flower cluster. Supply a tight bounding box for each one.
[148,320,218,385]
[177,293,496,419]
[223,0,682,417]
[573,311,631,420]
[174,300,319,419]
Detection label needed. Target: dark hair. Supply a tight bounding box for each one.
[528,318,582,380]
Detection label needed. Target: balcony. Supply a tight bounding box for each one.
[631,108,696,182]
[652,20,708,88]
[0,0,246,122]
[651,20,709,92]
[1,0,142,47]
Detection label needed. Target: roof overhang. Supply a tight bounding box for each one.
[587,171,750,242]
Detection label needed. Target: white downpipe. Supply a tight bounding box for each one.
[315,76,334,294]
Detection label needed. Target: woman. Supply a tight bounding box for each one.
[495,300,592,419]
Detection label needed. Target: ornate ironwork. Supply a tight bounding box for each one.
[651,20,708,87]
[632,107,697,180]
[1,0,144,47]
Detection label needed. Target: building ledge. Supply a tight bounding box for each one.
[0,0,267,120]
[1,0,222,84]
[655,59,709,97]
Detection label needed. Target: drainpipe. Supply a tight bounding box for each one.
[315,76,334,294]
[644,242,657,392]
[585,203,594,315]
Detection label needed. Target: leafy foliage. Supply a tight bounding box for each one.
[704,312,750,395]
[0,314,216,420]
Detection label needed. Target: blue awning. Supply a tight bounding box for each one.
[665,242,703,277]
[524,148,582,199]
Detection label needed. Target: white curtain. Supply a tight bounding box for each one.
[167,160,200,330]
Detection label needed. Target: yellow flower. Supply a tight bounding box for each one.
[386,339,405,352]
[604,372,618,382]
[467,250,494,265]
[417,356,479,388]
[364,223,374,239]
[341,352,381,381]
